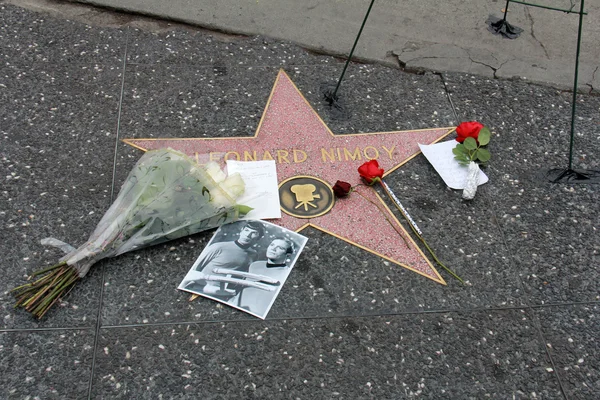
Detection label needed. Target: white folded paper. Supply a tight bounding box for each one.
[226,160,282,220]
[418,140,488,189]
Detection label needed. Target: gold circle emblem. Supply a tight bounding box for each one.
[279,176,335,219]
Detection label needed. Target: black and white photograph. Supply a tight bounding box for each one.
[178,220,308,319]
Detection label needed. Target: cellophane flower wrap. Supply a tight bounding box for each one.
[13,148,250,318]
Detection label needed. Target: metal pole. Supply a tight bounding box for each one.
[507,0,585,15]
[328,0,376,102]
[568,0,585,170]
[502,0,511,21]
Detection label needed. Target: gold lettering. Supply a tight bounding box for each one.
[262,150,274,161]
[277,150,290,164]
[381,145,395,160]
[321,148,336,162]
[343,147,362,161]
[363,146,379,160]
[194,152,212,165]
[243,150,257,161]
[224,151,240,161]
[293,149,307,163]
[209,152,224,162]
[336,148,342,161]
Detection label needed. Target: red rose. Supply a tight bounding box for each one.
[332,180,352,198]
[358,160,384,184]
[455,121,484,143]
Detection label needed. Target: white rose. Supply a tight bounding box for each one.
[204,161,227,183]
[221,173,245,200]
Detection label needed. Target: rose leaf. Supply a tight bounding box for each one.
[463,137,477,150]
[452,146,466,157]
[477,148,491,162]
[478,127,491,146]
[454,153,470,163]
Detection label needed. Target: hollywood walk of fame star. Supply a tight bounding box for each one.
[124,69,453,284]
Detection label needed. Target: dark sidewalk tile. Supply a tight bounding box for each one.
[443,73,598,171]
[0,4,126,64]
[442,74,599,304]
[0,329,94,399]
[376,155,526,310]
[1,59,123,327]
[489,184,598,304]
[270,225,446,318]
[127,28,333,67]
[119,44,455,142]
[98,219,436,326]
[92,310,562,399]
[291,65,456,134]
[100,232,258,326]
[124,21,457,137]
[536,304,600,399]
[99,211,522,326]
[118,64,277,139]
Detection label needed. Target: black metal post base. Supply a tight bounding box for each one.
[321,82,351,121]
[486,15,524,39]
[323,87,339,107]
[546,168,600,184]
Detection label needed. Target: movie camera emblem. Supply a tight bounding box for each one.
[278,176,335,218]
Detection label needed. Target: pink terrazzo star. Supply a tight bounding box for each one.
[125,70,453,284]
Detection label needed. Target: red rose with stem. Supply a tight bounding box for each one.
[350,161,464,283]
[455,121,484,144]
[453,121,492,167]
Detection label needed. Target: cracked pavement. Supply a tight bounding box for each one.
[42,0,600,93]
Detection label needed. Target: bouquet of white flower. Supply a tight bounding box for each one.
[13,148,251,318]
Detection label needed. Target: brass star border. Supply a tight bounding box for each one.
[124,69,453,284]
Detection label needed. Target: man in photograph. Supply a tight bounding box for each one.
[238,237,295,316]
[182,220,265,297]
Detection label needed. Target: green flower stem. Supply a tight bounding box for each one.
[12,274,53,294]
[32,271,78,318]
[29,261,67,277]
[36,274,80,319]
[468,145,481,162]
[13,263,80,319]
[21,269,66,308]
[34,269,75,309]
[379,181,464,284]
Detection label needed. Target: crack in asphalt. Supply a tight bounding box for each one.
[469,58,497,72]
[491,59,513,79]
[525,8,550,59]
[397,51,520,83]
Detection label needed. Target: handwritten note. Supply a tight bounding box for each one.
[226,160,282,220]
[419,140,488,189]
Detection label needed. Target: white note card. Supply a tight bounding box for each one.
[418,140,488,189]
[226,160,282,220]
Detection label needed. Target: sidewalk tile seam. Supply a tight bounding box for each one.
[85,25,131,400]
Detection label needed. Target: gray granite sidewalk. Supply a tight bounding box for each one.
[1,3,598,399]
